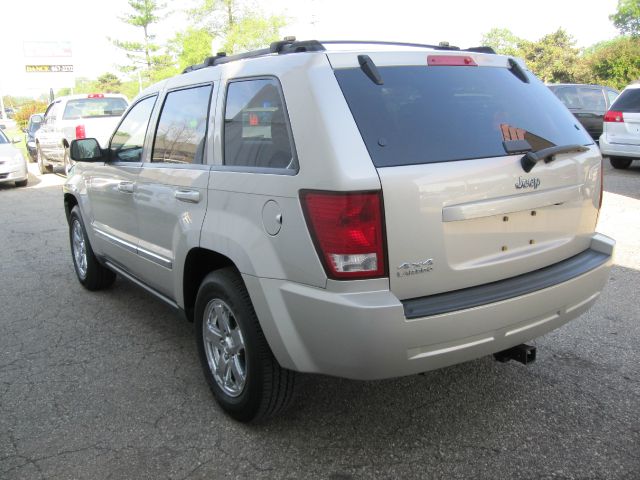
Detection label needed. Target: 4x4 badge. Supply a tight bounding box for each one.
[397,259,433,277]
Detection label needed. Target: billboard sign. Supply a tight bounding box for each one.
[23,41,74,91]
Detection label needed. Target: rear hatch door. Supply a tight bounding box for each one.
[332,52,601,300]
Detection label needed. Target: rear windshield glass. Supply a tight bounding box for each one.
[63,97,128,119]
[611,88,640,112]
[334,65,592,167]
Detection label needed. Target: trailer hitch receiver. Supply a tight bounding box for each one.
[493,344,536,365]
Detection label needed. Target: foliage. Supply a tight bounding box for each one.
[580,37,640,89]
[2,96,37,109]
[519,29,581,83]
[188,0,285,54]
[96,73,123,93]
[222,14,285,53]
[13,101,49,129]
[112,0,173,86]
[169,27,214,71]
[481,28,582,83]
[481,28,523,56]
[610,0,640,36]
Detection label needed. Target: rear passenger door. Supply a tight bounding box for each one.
[133,83,215,299]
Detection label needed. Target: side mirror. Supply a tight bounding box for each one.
[12,137,21,144]
[70,138,105,162]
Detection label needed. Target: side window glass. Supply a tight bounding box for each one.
[554,86,581,108]
[110,96,156,162]
[606,90,619,106]
[152,84,212,164]
[578,87,606,111]
[45,103,58,123]
[224,78,296,170]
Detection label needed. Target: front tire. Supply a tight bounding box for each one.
[15,179,28,187]
[69,206,116,290]
[37,144,49,175]
[610,156,633,169]
[195,268,296,422]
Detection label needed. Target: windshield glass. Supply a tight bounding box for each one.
[335,65,593,167]
[0,130,8,144]
[63,97,128,119]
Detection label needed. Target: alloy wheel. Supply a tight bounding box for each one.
[202,299,247,397]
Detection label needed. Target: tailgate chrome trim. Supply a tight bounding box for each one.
[442,184,582,222]
[402,247,610,319]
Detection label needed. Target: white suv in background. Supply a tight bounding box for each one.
[600,83,640,169]
[63,39,614,422]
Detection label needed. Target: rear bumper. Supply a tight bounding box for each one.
[247,234,614,380]
[599,136,640,159]
[0,163,28,183]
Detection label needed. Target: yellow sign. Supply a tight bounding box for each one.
[25,65,74,73]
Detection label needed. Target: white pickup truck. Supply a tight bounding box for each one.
[36,93,128,174]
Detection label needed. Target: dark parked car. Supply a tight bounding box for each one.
[23,113,44,161]
[548,84,619,141]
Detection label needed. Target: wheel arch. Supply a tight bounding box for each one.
[63,193,79,224]
[183,247,235,322]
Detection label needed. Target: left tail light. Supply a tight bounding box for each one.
[300,190,387,280]
[75,125,86,139]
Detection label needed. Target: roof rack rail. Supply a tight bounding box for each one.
[465,46,496,54]
[318,40,460,51]
[182,37,325,74]
[181,37,498,74]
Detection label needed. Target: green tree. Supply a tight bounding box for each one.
[223,14,285,53]
[96,73,123,93]
[112,0,174,84]
[581,37,640,89]
[13,101,49,129]
[480,28,523,56]
[519,29,581,83]
[170,27,214,71]
[188,0,285,54]
[610,0,640,36]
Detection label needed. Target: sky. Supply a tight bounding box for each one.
[1,0,621,98]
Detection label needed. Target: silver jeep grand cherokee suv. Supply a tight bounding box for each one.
[63,39,615,422]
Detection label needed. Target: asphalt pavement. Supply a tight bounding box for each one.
[0,161,638,479]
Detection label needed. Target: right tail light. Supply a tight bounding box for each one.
[300,190,387,280]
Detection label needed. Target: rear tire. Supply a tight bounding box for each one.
[195,268,296,422]
[69,206,116,291]
[610,156,633,169]
[63,147,74,176]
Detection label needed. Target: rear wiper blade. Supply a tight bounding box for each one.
[521,144,589,173]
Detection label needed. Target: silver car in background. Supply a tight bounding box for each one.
[0,129,28,188]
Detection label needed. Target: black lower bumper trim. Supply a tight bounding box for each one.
[402,248,609,319]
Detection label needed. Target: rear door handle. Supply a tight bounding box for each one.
[117,181,135,193]
[174,189,201,203]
